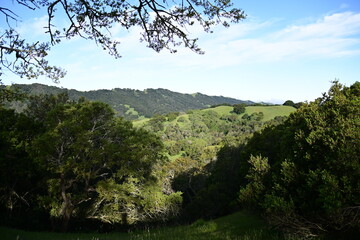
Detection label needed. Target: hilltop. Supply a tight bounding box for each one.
[7,83,254,119]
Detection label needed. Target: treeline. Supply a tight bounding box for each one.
[6,84,253,120]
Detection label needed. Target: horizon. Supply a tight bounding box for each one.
[1,0,360,104]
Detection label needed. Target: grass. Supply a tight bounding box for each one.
[132,118,150,128]
[0,211,307,240]
[202,106,234,116]
[133,105,296,128]
[132,105,296,131]
[201,105,295,121]
[241,106,296,121]
[0,226,130,240]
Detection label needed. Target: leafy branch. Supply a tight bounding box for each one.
[0,0,245,81]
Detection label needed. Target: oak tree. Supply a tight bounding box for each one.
[0,0,245,82]
[27,95,179,230]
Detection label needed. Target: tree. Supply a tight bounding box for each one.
[26,96,179,231]
[232,103,246,114]
[0,0,245,82]
[283,100,295,107]
[238,155,270,209]
[0,85,27,107]
[0,108,44,226]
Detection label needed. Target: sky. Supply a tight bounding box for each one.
[1,0,360,103]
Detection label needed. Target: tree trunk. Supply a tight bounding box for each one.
[60,173,74,232]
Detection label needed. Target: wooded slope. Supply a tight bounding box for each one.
[8,84,254,119]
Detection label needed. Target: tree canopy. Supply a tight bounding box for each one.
[238,81,360,237]
[0,93,182,231]
[232,103,246,114]
[0,0,245,82]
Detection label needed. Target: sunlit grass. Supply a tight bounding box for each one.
[132,118,150,128]
[242,106,296,121]
[133,105,295,128]
[201,106,233,116]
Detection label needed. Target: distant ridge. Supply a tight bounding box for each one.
[8,83,254,119]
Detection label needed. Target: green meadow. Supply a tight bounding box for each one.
[241,106,295,121]
[133,105,296,128]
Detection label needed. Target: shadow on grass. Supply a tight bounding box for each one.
[0,211,300,240]
[131,211,282,240]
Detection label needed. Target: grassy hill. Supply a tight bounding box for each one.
[241,105,295,121]
[135,105,296,164]
[203,105,295,121]
[134,105,296,128]
[7,84,254,119]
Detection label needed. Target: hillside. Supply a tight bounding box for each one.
[7,84,254,119]
[135,105,295,127]
[137,105,296,162]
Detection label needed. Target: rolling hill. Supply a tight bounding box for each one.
[7,83,254,119]
[136,105,296,162]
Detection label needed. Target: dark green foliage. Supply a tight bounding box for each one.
[166,112,180,121]
[141,106,289,221]
[210,103,232,108]
[25,92,72,122]
[238,81,360,237]
[0,211,288,240]
[7,84,253,119]
[0,94,182,231]
[0,83,320,235]
[146,108,272,165]
[232,103,246,114]
[0,86,27,107]
[0,108,47,229]
[283,100,304,109]
[185,146,244,219]
[147,114,167,132]
[242,112,264,121]
[282,100,295,107]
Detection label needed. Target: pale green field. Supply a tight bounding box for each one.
[132,105,296,128]
[242,106,296,121]
[201,106,234,115]
[201,105,296,122]
[132,118,150,128]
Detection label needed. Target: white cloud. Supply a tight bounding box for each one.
[16,15,48,38]
[135,11,360,68]
[7,10,359,100]
[275,11,360,39]
[11,9,360,67]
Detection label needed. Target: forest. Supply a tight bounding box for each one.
[0,81,359,239]
[5,84,253,120]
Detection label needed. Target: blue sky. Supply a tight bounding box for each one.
[1,0,360,103]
